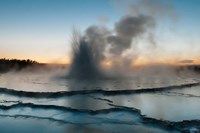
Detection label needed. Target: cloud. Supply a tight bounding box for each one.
[178,60,194,64]
[98,16,109,24]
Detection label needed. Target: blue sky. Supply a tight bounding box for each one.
[0,0,199,64]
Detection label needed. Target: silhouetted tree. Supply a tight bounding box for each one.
[0,58,39,73]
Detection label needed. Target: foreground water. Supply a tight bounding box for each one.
[0,71,200,133]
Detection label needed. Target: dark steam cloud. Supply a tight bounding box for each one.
[84,26,110,62]
[108,15,155,56]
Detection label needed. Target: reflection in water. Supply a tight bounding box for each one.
[107,87,200,121]
[66,79,106,132]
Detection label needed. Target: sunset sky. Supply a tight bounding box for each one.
[0,0,200,65]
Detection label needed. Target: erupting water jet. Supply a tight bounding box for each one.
[68,32,103,79]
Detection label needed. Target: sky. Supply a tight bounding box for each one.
[0,0,200,65]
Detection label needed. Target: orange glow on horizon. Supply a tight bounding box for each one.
[2,56,200,66]
[132,57,200,67]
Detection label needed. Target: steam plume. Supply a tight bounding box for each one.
[68,0,177,79]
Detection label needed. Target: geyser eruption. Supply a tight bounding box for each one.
[68,31,103,79]
[67,14,155,79]
[67,15,155,79]
[67,0,177,79]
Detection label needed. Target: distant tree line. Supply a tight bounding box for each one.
[0,58,40,73]
[185,65,200,73]
[175,65,200,74]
